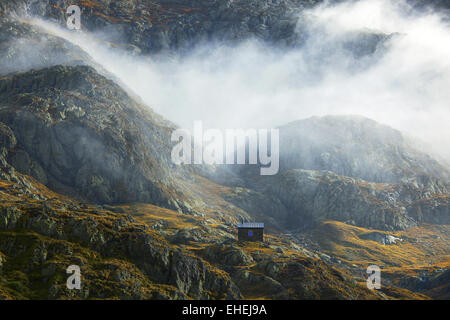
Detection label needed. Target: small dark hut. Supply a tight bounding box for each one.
[237,222,264,242]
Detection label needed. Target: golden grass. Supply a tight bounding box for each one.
[313,220,450,269]
[118,203,200,230]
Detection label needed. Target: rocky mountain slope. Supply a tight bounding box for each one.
[303,220,450,299]
[0,0,448,300]
[0,159,390,299]
[223,116,449,232]
[2,0,449,56]
[0,64,178,205]
[263,169,447,230]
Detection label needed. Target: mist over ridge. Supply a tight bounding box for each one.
[5,0,450,163]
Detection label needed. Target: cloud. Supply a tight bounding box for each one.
[23,0,450,161]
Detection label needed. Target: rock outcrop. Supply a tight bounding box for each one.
[230,116,449,231]
[0,188,242,299]
[0,64,183,207]
[1,0,322,53]
[267,169,448,230]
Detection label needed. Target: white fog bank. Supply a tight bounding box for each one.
[20,0,450,161]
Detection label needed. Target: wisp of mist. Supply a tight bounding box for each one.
[22,0,450,162]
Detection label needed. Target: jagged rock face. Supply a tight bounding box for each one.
[0,0,393,72]
[0,121,48,199]
[267,170,418,231]
[0,122,17,156]
[259,169,449,231]
[2,0,322,54]
[0,64,182,206]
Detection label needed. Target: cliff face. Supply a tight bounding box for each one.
[1,0,322,53]
[2,0,449,55]
[266,169,448,231]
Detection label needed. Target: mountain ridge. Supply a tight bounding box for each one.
[0,1,448,300]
